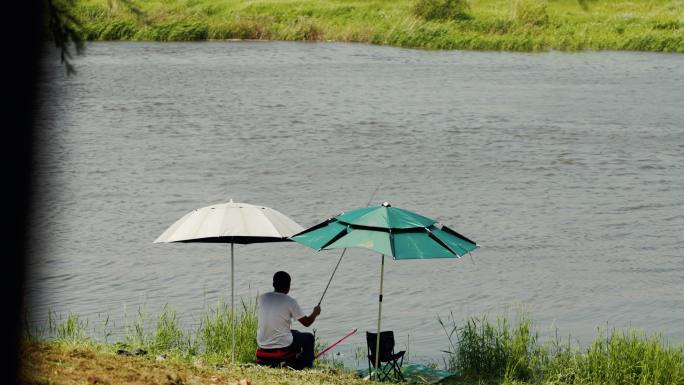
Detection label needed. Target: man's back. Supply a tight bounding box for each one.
[257,291,305,349]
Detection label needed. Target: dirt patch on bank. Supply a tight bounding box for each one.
[19,342,368,385]
[20,342,232,385]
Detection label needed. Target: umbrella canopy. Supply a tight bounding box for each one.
[292,203,478,259]
[291,202,478,379]
[154,199,303,244]
[154,199,304,363]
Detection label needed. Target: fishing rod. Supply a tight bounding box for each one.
[317,183,383,307]
[315,328,358,359]
[317,248,347,306]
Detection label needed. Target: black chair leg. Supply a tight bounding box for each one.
[381,363,392,381]
[368,357,371,379]
[368,356,404,382]
[392,361,404,382]
[398,357,405,381]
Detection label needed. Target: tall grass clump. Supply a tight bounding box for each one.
[512,0,548,26]
[197,299,258,364]
[120,305,195,356]
[54,312,90,343]
[440,311,544,381]
[568,329,684,385]
[441,311,684,384]
[148,306,195,354]
[123,306,149,348]
[539,328,684,384]
[220,15,275,40]
[413,0,472,21]
[142,21,209,41]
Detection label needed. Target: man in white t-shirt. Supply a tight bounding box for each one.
[257,271,321,369]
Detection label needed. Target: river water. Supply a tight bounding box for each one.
[27,42,684,366]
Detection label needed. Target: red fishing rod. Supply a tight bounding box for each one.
[315,328,357,359]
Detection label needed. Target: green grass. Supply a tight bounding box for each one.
[24,305,684,385]
[197,300,258,364]
[24,302,252,363]
[439,312,684,385]
[439,312,544,382]
[23,300,345,370]
[58,0,684,52]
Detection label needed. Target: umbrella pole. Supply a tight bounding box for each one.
[374,254,385,380]
[231,242,235,365]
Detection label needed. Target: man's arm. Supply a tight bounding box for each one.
[297,305,321,327]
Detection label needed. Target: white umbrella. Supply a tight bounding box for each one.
[154,199,304,363]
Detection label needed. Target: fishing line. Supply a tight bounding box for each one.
[468,251,476,265]
[317,178,384,307]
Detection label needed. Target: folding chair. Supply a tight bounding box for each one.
[366,331,405,382]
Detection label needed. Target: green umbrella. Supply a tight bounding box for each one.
[291,202,478,378]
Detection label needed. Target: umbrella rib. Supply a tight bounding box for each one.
[155,210,193,243]
[237,207,247,237]
[218,205,230,239]
[389,229,397,260]
[190,207,212,240]
[262,208,303,237]
[319,225,349,250]
[440,225,478,246]
[344,223,391,232]
[257,208,282,238]
[426,227,461,256]
[292,218,334,237]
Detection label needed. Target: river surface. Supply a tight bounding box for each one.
[28,42,684,366]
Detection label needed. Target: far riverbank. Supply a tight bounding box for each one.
[67,0,683,52]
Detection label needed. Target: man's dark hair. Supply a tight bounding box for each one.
[273,271,291,292]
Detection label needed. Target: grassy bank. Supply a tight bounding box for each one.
[21,305,684,384]
[19,341,366,385]
[62,0,684,52]
[20,303,366,385]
